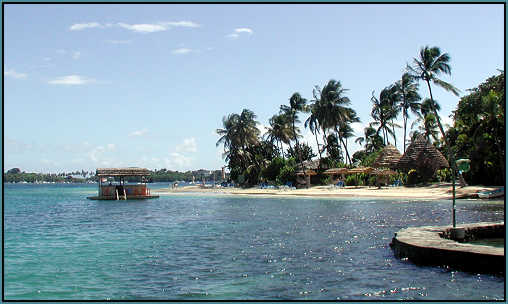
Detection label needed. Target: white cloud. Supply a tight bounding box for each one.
[176,137,197,153]
[172,48,193,55]
[129,128,148,137]
[227,27,254,39]
[48,75,96,85]
[4,69,27,79]
[257,123,268,137]
[106,143,115,151]
[69,22,102,31]
[72,51,81,60]
[235,28,253,34]
[160,21,200,28]
[117,22,166,33]
[69,21,200,34]
[165,152,193,169]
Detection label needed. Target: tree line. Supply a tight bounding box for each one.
[216,45,505,187]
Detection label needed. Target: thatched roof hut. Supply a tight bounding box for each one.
[372,168,398,176]
[372,145,402,169]
[96,167,152,176]
[323,168,349,175]
[397,135,449,172]
[347,167,374,174]
[296,169,317,176]
[296,159,321,171]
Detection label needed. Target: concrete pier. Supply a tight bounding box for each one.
[390,222,504,274]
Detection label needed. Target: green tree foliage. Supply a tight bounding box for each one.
[448,71,505,185]
[286,142,317,162]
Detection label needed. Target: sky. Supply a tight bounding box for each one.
[3,3,505,173]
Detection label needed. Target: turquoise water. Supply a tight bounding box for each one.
[4,183,505,300]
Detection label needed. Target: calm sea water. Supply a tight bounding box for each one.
[3,183,505,300]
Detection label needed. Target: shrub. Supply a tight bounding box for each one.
[407,169,418,185]
[345,175,358,186]
[276,165,295,185]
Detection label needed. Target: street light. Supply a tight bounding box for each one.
[452,158,471,228]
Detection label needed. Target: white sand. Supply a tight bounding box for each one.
[154,184,501,200]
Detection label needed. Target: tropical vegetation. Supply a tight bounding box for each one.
[216,45,504,187]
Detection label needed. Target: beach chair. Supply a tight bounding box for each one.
[391,180,402,187]
[334,181,345,188]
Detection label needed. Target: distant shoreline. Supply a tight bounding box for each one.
[154,184,502,201]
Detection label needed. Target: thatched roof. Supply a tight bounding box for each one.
[96,167,152,176]
[373,169,398,176]
[296,159,321,170]
[347,167,374,174]
[296,169,317,176]
[372,145,402,169]
[397,135,449,171]
[323,168,349,175]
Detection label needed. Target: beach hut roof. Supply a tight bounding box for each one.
[96,167,152,177]
[397,135,449,171]
[323,168,349,175]
[372,145,402,169]
[347,167,374,174]
[373,168,398,176]
[296,169,317,176]
[296,159,321,170]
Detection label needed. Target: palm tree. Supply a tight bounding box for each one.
[370,88,395,145]
[355,125,383,153]
[396,73,421,153]
[265,113,292,158]
[304,102,324,163]
[407,46,460,147]
[216,109,260,176]
[281,92,308,173]
[313,79,356,165]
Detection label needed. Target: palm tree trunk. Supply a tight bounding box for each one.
[392,120,397,147]
[335,126,351,165]
[293,116,305,181]
[403,112,407,153]
[314,130,322,164]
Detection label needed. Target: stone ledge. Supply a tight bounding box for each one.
[390,222,504,274]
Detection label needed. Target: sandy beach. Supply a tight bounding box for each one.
[154,183,502,200]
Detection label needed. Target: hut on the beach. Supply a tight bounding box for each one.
[296,169,317,188]
[87,167,159,200]
[323,168,348,184]
[397,135,449,181]
[347,167,374,174]
[372,145,402,169]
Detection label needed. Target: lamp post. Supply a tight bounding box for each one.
[453,158,471,228]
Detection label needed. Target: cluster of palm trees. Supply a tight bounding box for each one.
[216,45,461,186]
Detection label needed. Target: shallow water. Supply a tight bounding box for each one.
[3,183,505,300]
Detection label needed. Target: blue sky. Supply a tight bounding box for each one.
[3,4,504,173]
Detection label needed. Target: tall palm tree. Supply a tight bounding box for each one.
[370,88,396,145]
[281,92,307,172]
[216,109,260,173]
[407,46,460,147]
[314,79,356,165]
[265,113,292,158]
[304,102,324,163]
[396,73,421,153]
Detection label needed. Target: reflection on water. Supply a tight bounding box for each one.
[3,184,505,300]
